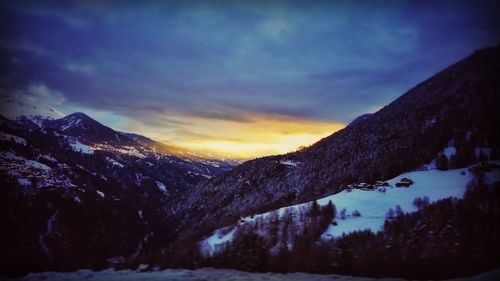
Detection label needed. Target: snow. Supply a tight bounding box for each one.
[280,160,300,167]
[106,256,125,266]
[475,147,492,158]
[440,146,491,161]
[423,118,436,129]
[443,147,456,160]
[7,170,21,177]
[97,190,105,198]
[199,159,221,168]
[201,166,486,255]
[201,227,237,256]
[155,181,167,193]
[106,157,124,168]
[38,154,57,163]
[0,151,77,188]
[0,151,51,171]
[69,140,94,154]
[17,178,31,186]
[0,151,25,161]
[60,117,84,131]
[25,160,51,171]
[47,213,57,234]
[320,168,473,237]
[421,160,436,170]
[74,196,81,204]
[0,132,27,145]
[94,144,146,158]
[135,172,146,184]
[186,171,212,179]
[119,146,144,158]
[16,267,500,281]
[138,209,143,220]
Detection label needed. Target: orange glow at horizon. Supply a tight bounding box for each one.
[132,113,346,160]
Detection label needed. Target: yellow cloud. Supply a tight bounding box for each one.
[141,113,345,160]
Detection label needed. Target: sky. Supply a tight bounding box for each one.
[1,0,499,159]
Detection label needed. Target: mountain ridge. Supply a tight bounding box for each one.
[47,112,137,147]
[11,111,240,162]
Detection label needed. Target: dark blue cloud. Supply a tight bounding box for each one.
[1,0,499,125]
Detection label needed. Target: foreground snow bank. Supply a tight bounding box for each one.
[17,267,500,281]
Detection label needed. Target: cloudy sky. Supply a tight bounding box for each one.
[1,0,499,159]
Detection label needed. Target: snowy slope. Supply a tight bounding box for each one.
[0,151,76,189]
[0,132,27,145]
[68,139,94,154]
[200,164,500,256]
[320,168,473,239]
[17,267,500,281]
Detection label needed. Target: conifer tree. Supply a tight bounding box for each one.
[436,153,449,170]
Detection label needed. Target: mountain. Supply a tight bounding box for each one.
[119,131,171,150]
[0,111,237,276]
[200,163,495,254]
[13,111,236,164]
[172,45,500,254]
[46,112,137,147]
[0,111,237,193]
[199,162,500,278]
[15,115,54,130]
[0,114,23,132]
[118,132,194,159]
[346,113,372,128]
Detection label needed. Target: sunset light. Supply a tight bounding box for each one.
[173,115,345,159]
